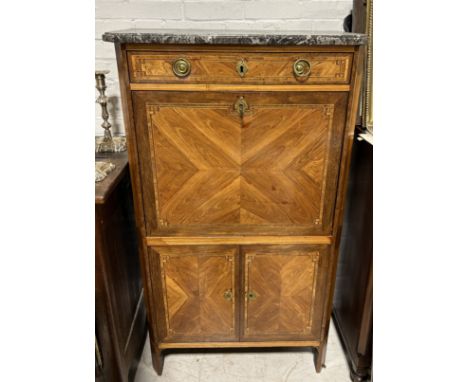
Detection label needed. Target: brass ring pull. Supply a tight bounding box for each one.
[236,59,248,78]
[247,291,257,301]
[223,290,233,301]
[173,58,191,77]
[293,59,311,78]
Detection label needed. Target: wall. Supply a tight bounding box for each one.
[95,0,352,135]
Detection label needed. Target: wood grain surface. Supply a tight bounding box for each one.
[151,246,238,341]
[128,51,352,84]
[145,235,332,246]
[112,42,364,376]
[132,91,348,236]
[129,83,351,92]
[95,152,147,382]
[241,245,326,341]
[158,340,320,349]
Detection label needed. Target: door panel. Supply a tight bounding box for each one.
[241,245,328,340]
[132,91,348,236]
[151,246,238,341]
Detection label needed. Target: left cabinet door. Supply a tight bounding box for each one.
[149,246,239,342]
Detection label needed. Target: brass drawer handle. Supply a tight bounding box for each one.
[247,291,257,301]
[293,59,311,78]
[223,289,233,301]
[234,96,249,118]
[173,58,191,77]
[236,59,248,77]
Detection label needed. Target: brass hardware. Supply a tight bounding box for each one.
[236,59,248,78]
[234,96,249,118]
[247,291,257,301]
[95,71,116,153]
[293,59,311,78]
[223,290,233,301]
[173,58,191,77]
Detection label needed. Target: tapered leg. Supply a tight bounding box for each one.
[151,347,164,376]
[314,343,327,373]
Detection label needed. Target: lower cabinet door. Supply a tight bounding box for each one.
[241,245,329,341]
[151,245,238,342]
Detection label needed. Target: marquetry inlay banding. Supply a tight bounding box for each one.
[243,248,321,338]
[156,246,237,340]
[128,52,352,84]
[108,33,365,376]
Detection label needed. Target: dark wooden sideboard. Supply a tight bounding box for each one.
[332,1,373,380]
[95,152,147,382]
[103,29,367,376]
[333,134,373,381]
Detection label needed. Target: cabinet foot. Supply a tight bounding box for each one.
[151,347,164,376]
[350,368,370,382]
[314,344,327,373]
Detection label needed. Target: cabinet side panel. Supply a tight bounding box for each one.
[318,46,365,350]
[114,44,162,354]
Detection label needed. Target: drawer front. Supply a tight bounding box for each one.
[132,91,348,236]
[149,246,239,342]
[241,245,329,341]
[128,51,352,84]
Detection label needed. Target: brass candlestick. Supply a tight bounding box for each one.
[95,70,115,152]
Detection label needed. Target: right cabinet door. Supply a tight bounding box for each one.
[241,245,329,341]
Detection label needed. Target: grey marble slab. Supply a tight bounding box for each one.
[102,29,366,46]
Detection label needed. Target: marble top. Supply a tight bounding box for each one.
[102,29,367,46]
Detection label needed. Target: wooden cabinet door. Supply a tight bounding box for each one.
[132,91,348,236]
[150,246,238,341]
[241,245,329,341]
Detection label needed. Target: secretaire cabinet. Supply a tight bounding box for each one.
[104,29,366,376]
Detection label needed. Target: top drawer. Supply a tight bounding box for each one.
[127,51,353,85]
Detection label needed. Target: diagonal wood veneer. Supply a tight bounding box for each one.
[148,102,334,229]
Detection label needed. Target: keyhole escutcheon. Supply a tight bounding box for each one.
[234,96,249,118]
[236,59,248,78]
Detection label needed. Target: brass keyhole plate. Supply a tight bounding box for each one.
[234,96,249,118]
[247,291,257,301]
[236,60,248,78]
[223,290,233,301]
